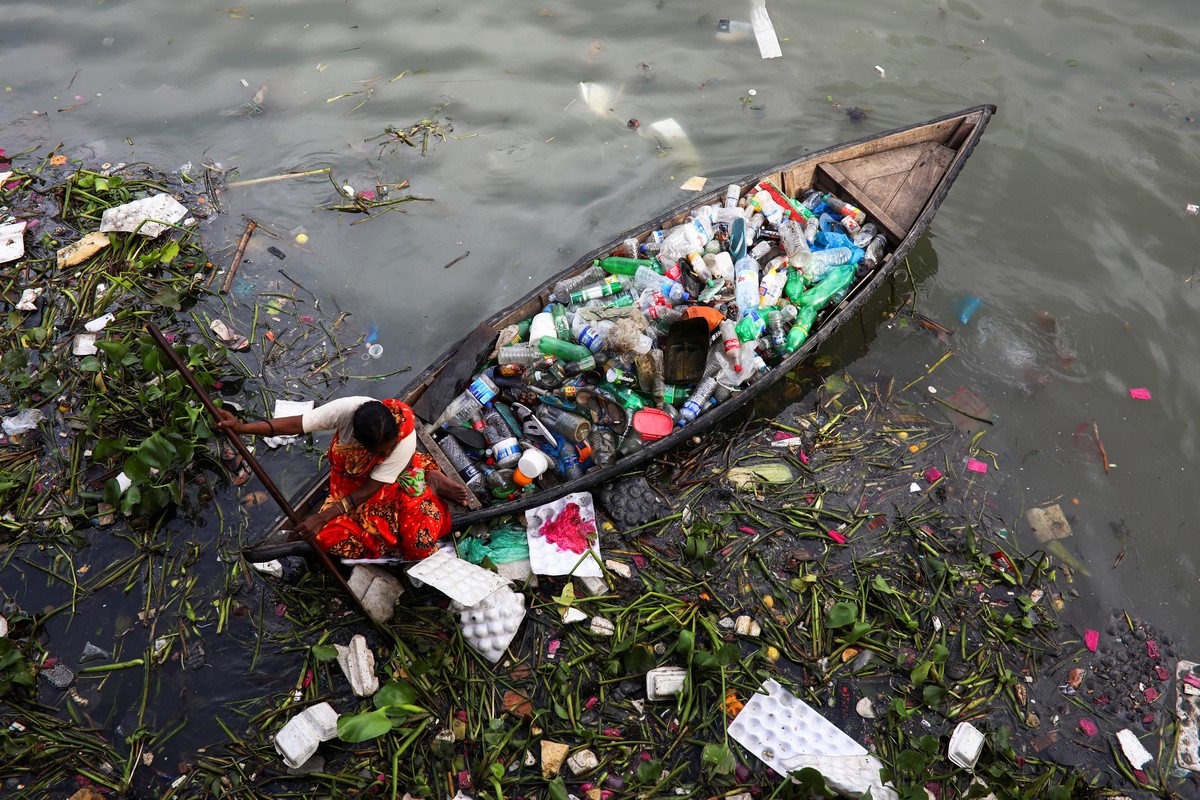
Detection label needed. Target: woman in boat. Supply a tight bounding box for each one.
[216,396,470,560]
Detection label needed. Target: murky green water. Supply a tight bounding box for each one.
[4,0,1200,787]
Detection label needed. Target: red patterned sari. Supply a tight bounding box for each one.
[313,399,450,560]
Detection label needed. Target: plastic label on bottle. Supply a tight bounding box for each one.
[467,376,498,406]
[492,437,521,464]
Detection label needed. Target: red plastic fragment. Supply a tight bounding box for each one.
[1144,686,1160,703]
[1155,665,1170,682]
[1084,629,1099,652]
[1183,674,1200,690]
[924,467,943,483]
[1146,640,1161,660]
[1078,718,1099,737]
[826,530,847,544]
[1129,387,1152,400]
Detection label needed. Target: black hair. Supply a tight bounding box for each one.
[352,401,399,451]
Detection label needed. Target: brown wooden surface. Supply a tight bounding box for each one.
[834,142,935,188]
[416,424,483,510]
[879,144,955,231]
[815,163,908,244]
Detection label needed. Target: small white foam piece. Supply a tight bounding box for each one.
[16,287,42,311]
[84,312,115,332]
[562,607,588,625]
[1117,728,1154,770]
[749,0,782,59]
[453,584,525,663]
[525,492,602,577]
[100,193,189,237]
[275,702,339,769]
[264,399,314,448]
[0,220,27,263]
[729,679,896,799]
[252,559,284,578]
[646,666,688,701]
[947,722,984,769]
[115,471,132,494]
[335,634,380,697]
[348,564,404,623]
[73,333,98,356]
[407,550,509,606]
[1176,660,1200,773]
[0,171,11,182]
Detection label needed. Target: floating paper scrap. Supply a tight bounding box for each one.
[728,679,897,800]
[57,231,111,268]
[407,550,509,606]
[749,0,782,59]
[0,220,27,263]
[1129,387,1151,400]
[100,193,189,238]
[679,176,707,192]
[262,399,313,448]
[1116,728,1153,769]
[85,313,115,332]
[73,334,98,356]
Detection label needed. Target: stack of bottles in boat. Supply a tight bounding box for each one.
[427,181,890,505]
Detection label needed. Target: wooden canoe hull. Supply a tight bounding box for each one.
[270,105,995,534]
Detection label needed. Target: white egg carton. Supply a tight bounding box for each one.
[275,702,339,769]
[407,549,509,606]
[453,584,526,663]
[728,679,896,800]
[1176,659,1200,773]
[524,492,602,577]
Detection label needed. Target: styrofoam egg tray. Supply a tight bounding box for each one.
[407,550,509,606]
[524,492,602,577]
[453,584,526,663]
[728,679,895,800]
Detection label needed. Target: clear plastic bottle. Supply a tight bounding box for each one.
[743,213,764,248]
[806,247,855,282]
[686,252,711,281]
[750,191,786,227]
[588,428,617,469]
[551,265,605,304]
[658,214,713,264]
[428,374,499,430]
[570,312,613,353]
[759,257,788,307]
[799,189,823,211]
[766,309,787,357]
[861,234,887,269]
[632,265,689,303]
[778,219,812,270]
[852,223,879,249]
[536,405,592,442]
[439,436,486,494]
[704,251,735,283]
[497,342,541,366]
[714,318,740,374]
[724,184,741,209]
[733,241,771,319]
[556,436,585,481]
[484,409,522,469]
[677,376,719,426]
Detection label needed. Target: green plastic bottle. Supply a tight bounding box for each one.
[601,383,647,411]
[661,384,692,406]
[549,303,572,340]
[785,305,818,353]
[538,336,593,362]
[784,267,805,302]
[598,256,662,277]
[800,264,856,310]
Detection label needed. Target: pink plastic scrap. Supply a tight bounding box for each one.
[1084,629,1100,652]
[924,467,943,483]
[1155,665,1170,682]
[1129,387,1152,401]
[1182,674,1200,690]
[966,458,988,474]
[539,502,596,554]
[1144,686,1160,703]
[1078,718,1099,737]
[1146,640,1161,660]
[826,529,847,544]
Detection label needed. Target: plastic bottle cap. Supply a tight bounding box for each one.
[512,469,533,487]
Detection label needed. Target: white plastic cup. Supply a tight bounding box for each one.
[367,344,383,359]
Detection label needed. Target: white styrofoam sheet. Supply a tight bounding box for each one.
[99,193,189,237]
[0,220,27,263]
[407,550,509,606]
[453,584,526,663]
[1177,659,1200,773]
[524,492,602,577]
[729,679,895,800]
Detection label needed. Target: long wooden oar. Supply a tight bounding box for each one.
[145,322,372,621]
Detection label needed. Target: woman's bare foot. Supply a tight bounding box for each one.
[429,469,472,506]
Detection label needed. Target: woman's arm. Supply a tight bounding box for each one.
[215,408,304,437]
[295,477,384,538]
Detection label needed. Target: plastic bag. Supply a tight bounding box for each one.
[457,526,530,565]
[2,408,46,436]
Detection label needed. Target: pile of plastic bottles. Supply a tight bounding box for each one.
[427,180,889,506]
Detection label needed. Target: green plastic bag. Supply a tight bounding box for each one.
[457,526,530,565]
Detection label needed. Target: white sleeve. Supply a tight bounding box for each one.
[300,396,373,437]
[370,431,417,484]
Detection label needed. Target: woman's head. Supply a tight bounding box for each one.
[352,400,399,455]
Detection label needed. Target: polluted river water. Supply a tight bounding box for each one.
[3,0,1200,796]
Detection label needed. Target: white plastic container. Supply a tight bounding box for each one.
[948,721,985,769]
[529,312,556,342]
[275,702,339,769]
[646,666,688,701]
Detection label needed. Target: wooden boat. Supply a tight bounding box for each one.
[268,105,995,538]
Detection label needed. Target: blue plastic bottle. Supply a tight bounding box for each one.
[959,295,981,324]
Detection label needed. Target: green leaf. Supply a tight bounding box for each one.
[151,286,182,311]
[872,575,893,594]
[635,759,663,785]
[373,680,418,709]
[910,661,933,686]
[92,437,126,463]
[701,742,737,776]
[825,601,858,628]
[337,708,394,742]
[311,644,339,662]
[547,777,569,800]
[159,240,180,264]
[79,355,103,373]
[676,629,695,657]
[118,485,142,514]
[622,643,656,675]
[922,684,948,707]
[895,749,926,775]
[841,620,873,644]
[931,643,949,664]
[96,340,129,363]
[137,433,178,471]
